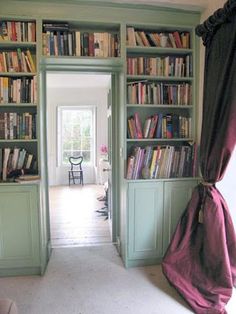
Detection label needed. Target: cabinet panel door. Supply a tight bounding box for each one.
[0,185,40,268]
[163,180,198,253]
[128,182,163,259]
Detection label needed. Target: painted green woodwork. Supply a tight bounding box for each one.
[0,1,201,273]
[126,179,198,267]
[0,184,41,276]
[128,182,163,260]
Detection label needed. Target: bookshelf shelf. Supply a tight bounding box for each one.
[126,75,193,81]
[0,103,37,107]
[126,46,193,55]
[0,41,36,47]
[0,139,37,143]
[126,138,193,142]
[0,72,37,76]
[126,104,193,108]
[126,176,199,182]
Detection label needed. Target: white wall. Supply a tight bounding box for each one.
[47,86,109,186]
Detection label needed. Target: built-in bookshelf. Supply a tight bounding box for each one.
[42,21,120,57]
[0,19,38,182]
[125,25,197,180]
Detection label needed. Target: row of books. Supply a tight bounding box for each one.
[0,21,36,42]
[0,112,37,140]
[0,147,37,181]
[0,76,37,104]
[127,82,192,105]
[126,144,197,180]
[42,30,120,57]
[127,27,190,49]
[127,56,192,77]
[0,49,36,73]
[127,112,191,139]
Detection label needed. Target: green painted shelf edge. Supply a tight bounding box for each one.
[0,181,40,185]
[0,103,37,107]
[126,138,194,142]
[0,72,37,76]
[0,139,38,142]
[126,104,193,108]
[0,41,36,47]
[126,46,193,54]
[126,177,200,183]
[126,75,193,81]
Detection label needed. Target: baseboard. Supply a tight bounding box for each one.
[0,267,41,277]
[125,257,163,268]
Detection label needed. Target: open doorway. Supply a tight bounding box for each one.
[46,72,113,248]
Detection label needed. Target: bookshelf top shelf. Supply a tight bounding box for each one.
[126,23,194,32]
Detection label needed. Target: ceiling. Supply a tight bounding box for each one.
[47,73,111,89]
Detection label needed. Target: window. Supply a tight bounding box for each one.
[58,106,95,165]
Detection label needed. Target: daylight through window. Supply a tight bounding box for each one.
[58,106,95,165]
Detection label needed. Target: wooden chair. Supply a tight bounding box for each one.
[68,156,84,186]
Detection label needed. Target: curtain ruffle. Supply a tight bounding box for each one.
[195,0,236,45]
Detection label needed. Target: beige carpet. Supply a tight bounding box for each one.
[0,245,235,314]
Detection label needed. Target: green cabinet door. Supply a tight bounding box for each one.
[0,184,40,275]
[127,182,163,266]
[163,180,198,253]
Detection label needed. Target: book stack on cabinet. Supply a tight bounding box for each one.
[125,25,197,181]
[42,21,120,57]
[0,19,38,183]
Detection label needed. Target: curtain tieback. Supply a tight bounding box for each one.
[198,180,214,223]
[200,180,214,187]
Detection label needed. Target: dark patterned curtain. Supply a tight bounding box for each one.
[162,1,236,313]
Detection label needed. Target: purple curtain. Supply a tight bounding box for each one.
[162,1,236,313]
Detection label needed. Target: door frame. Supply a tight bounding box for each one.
[39,59,122,248]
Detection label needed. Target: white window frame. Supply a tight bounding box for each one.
[57,105,96,167]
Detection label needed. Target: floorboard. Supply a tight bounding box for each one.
[49,184,111,247]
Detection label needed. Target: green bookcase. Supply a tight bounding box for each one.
[0,0,201,274]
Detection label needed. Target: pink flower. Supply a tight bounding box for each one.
[100,144,108,154]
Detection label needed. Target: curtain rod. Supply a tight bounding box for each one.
[196,0,236,45]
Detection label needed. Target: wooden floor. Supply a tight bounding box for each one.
[49,184,111,248]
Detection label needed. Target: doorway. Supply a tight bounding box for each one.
[45,72,114,248]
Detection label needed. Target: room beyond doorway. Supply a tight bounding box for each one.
[45,72,114,248]
[49,185,111,247]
